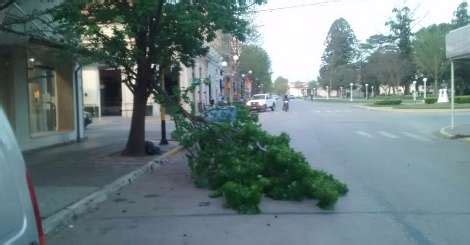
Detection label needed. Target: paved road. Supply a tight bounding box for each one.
[47,100,470,245]
[260,99,470,245]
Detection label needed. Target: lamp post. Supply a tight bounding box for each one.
[221,61,228,103]
[326,86,329,100]
[340,86,343,98]
[241,73,245,100]
[365,83,369,100]
[231,55,239,103]
[423,78,428,99]
[413,81,417,103]
[350,83,354,102]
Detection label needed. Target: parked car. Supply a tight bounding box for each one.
[0,108,45,245]
[246,94,276,111]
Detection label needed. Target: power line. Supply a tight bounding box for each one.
[250,0,342,14]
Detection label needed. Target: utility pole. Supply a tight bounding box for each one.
[160,68,168,145]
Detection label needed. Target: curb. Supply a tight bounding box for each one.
[439,126,470,141]
[42,145,184,234]
[439,126,456,139]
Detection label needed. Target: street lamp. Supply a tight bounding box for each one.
[365,83,369,100]
[413,81,417,103]
[423,77,428,99]
[326,86,329,100]
[350,83,354,102]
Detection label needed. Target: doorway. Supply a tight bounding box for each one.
[99,69,122,116]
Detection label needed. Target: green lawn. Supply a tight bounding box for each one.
[393,103,470,109]
[367,102,470,109]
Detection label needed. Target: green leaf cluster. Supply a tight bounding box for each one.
[173,106,348,213]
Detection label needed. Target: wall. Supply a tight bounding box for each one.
[82,65,101,116]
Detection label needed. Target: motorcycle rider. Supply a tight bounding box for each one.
[283,95,289,111]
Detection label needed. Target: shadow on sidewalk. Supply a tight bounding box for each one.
[24,116,176,220]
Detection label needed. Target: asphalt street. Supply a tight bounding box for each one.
[260,99,470,245]
[47,100,470,245]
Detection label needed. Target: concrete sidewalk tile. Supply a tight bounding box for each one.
[42,145,184,234]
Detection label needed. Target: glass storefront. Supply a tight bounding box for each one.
[28,66,58,135]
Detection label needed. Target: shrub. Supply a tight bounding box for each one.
[425,97,438,104]
[455,96,470,104]
[373,99,402,106]
[173,106,348,213]
[221,182,262,214]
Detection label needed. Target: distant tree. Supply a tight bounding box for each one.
[365,46,413,95]
[386,6,416,93]
[238,45,272,93]
[319,18,358,92]
[414,24,451,95]
[452,1,470,29]
[273,76,289,95]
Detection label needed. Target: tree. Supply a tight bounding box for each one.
[365,46,413,95]
[386,6,416,94]
[452,1,469,29]
[413,24,451,95]
[238,45,272,93]
[319,18,358,91]
[53,0,266,156]
[0,0,14,11]
[273,76,289,95]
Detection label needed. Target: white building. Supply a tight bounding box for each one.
[82,65,161,118]
[82,45,225,118]
[179,48,225,113]
[288,82,309,97]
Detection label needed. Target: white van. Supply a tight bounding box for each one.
[0,108,45,245]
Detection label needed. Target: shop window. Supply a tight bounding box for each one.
[28,66,58,135]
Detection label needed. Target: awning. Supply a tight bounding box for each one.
[446,25,470,60]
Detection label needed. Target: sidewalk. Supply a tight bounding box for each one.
[440,124,470,139]
[48,152,342,245]
[24,116,179,233]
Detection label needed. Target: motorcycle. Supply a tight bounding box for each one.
[282,100,289,112]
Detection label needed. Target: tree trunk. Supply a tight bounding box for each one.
[123,81,149,156]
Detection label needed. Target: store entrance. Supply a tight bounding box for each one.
[99,69,122,116]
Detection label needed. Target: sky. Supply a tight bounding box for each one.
[254,0,466,83]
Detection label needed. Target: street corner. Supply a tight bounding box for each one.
[439,125,470,141]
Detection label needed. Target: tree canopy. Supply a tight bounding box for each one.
[452,1,470,29]
[52,0,266,156]
[273,76,289,95]
[413,24,451,95]
[238,44,272,93]
[319,18,358,89]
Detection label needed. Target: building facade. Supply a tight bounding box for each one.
[0,1,85,151]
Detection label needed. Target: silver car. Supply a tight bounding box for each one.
[0,108,45,245]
